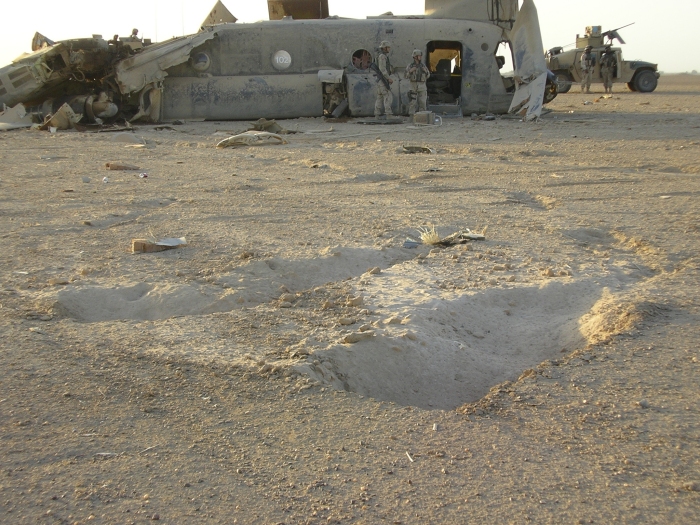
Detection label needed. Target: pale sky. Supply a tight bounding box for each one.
[1,1,698,73]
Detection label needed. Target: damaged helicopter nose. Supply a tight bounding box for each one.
[35,92,119,125]
[88,92,119,120]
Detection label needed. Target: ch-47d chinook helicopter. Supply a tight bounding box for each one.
[545,24,660,93]
[0,0,557,125]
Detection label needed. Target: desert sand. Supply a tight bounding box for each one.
[1,74,699,524]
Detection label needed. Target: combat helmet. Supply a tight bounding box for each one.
[585,45,592,51]
[412,49,422,57]
[380,40,391,49]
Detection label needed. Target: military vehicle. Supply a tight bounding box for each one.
[0,0,556,124]
[546,24,659,93]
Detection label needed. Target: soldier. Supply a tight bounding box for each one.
[580,45,596,94]
[374,40,394,119]
[405,49,431,115]
[600,45,616,94]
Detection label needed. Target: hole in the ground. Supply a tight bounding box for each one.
[301,280,624,410]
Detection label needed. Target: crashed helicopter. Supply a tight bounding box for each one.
[0,0,557,127]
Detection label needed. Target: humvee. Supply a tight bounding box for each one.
[545,25,659,93]
[0,0,556,123]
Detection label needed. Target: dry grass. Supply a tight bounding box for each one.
[417,225,441,245]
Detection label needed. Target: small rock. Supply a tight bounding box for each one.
[543,268,555,277]
[343,331,374,344]
[637,399,650,409]
[279,301,292,309]
[507,276,516,282]
[493,265,506,271]
[338,317,355,326]
[280,293,295,303]
[429,248,442,255]
[151,514,160,521]
[367,267,381,275]
[358,324,373,332]
[322,300,335,309]
[346,296,364,307]
[384,316,402,325]
[683,481,699,492]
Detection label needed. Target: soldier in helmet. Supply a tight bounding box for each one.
[374,40,394,119]
[405,49,431,115]
[580,45,596,94]
[600,45,616,94]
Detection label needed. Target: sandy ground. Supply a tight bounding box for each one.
[1,74,699,524]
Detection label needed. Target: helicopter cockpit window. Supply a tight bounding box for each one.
[351,49,372,71]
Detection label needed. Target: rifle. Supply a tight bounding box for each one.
[603,23,635,45]
[369,62,391,90]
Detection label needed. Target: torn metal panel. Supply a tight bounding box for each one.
[268,0,329,20]
[113,32,217,95]
[507,0,547,121]
[201,0,238,29]
[0,103,33,131]
[32,32,55,52]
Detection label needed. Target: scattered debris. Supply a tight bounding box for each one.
[132,237,187,254]
[248,118,297,135]
[402,145,435,154]
[414,227,486,246]
[39,103,81,131]
[216,131,288,149]
[583,101,593,106]
[105,162,141,170]
[0,103,34,131]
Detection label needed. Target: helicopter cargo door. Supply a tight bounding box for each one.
[425,41,463,117]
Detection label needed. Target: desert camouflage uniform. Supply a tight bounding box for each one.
[580,49,596,93]
[405,55,430,115]
[374,48,394,118]
[600,48,616,94]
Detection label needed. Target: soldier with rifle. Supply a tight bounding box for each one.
[600,45,616,94]
[372,40,394,119]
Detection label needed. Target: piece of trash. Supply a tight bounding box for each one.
[102,177,110,183]
[139,173,148,178]
[583,101,592,106]
[132,237,187,254]
[403,238,421,249]
[659,195,672,199]
[413,228,486,247]
[483,115,496,121]
[216,131,288,149]
[49,127,57,134]
[105,161,141,170]
[402,145,435,155]
[423,167,442,172]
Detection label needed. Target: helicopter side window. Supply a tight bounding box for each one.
[351,49,372,71]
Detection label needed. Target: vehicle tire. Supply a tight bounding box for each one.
[633,70,658,93]
[555,72,572,94]
[627,82,637,92]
